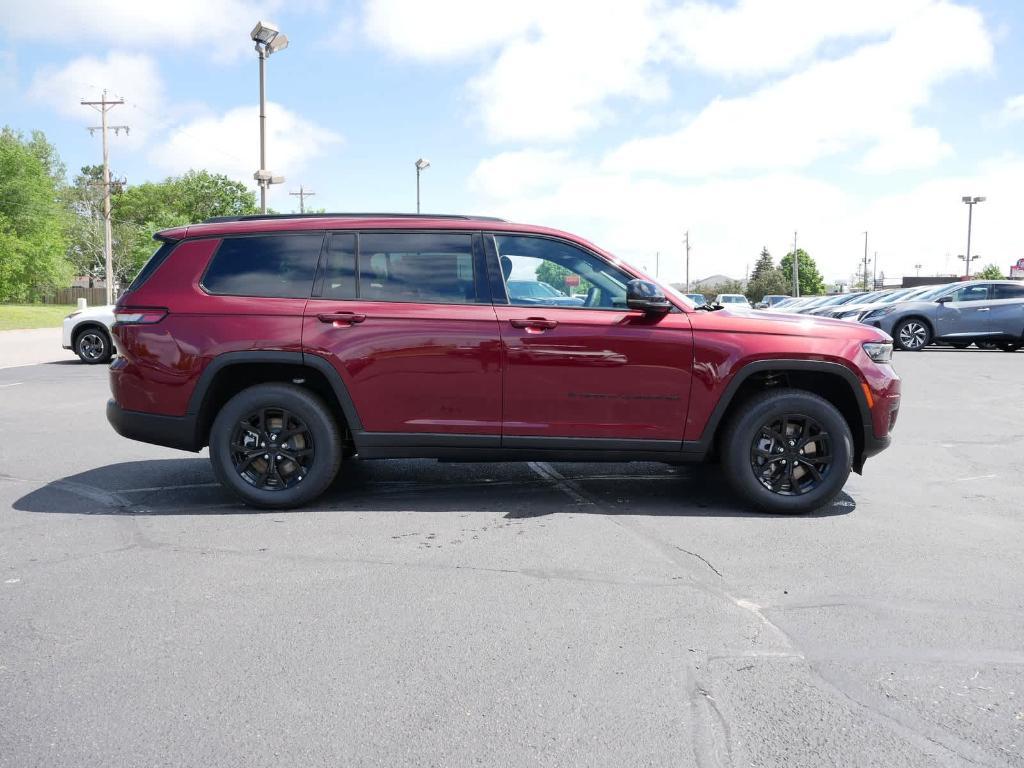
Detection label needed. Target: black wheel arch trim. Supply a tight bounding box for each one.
[693,358,874,455]
[185,349,364,430]
[73,322,111,345]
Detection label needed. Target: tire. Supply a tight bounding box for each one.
[976,341,999,350]
[997,342,1021,352]
[74,327,112,364]
[209,383,342,509]
[949,342,970,349]
[720,388,853,514]
[893,318,931,351]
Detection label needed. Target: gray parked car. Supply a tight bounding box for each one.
[860,280,1024,351]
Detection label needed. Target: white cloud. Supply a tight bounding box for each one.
[469,151,1024,286]
[1001,94,1024,124]
[1,0,281,59]
[0,51,15,93]
[29,53,166,148]
[606,1,990,176]
[150,103,343,192]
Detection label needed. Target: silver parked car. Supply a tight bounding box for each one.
[860,280,1024,351]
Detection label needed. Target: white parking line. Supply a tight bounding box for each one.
[0,382,22,388]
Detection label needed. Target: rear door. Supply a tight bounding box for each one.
[302,231,502,437]
[987,283,1024,340]
[934,283,991,339]
[487,233,693,443]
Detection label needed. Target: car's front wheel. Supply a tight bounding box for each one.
[997,342,1021,352]
[893,318,931,351]
[209,383,342,509]
[74,327,112,364]
[720,389,853,514]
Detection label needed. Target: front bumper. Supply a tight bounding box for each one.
[106,399,201,452]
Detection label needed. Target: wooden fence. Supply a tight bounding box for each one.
[39,287,110,306]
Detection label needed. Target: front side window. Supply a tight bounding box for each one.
[358,233,477,304]
[494,235,629,310]
[947,284,989,303]
[203,234,323,298]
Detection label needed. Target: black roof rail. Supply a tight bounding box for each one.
[202,212,508,224]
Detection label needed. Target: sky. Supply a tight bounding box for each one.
[2,0,1022,286]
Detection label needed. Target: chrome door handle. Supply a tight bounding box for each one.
[509,318,558,330]
[977,308,990,312]
[318,312,366,325]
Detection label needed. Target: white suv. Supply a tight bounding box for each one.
[63,305,115,363]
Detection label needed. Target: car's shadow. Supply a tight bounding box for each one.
[12,457,855,519]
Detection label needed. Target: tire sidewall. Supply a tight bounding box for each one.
[722,390,852,514]
[209,384,341,509]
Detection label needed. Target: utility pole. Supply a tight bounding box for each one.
[289,185,315,214]
[684,231,690,291]
[873,251,878,289]
[792,231,799,297]
[655,251,660,277]
[862,231,869,291]
[82,91,128,306]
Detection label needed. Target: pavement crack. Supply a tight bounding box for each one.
[676,546,723,577]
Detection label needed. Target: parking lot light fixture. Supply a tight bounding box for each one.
[251,21,288,214]
[415,158,430,214]
[961,195,985,279]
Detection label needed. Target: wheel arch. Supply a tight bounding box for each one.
[72,321,112,346]
[698,360,871,472]
[187,351,362,450]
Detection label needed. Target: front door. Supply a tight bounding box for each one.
[935,283,991,340]
[303,231,502,436]
[487,233,693,443]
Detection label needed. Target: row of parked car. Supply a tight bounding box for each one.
[760,280,1024,351]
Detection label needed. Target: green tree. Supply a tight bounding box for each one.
[745,246,788,301]
[535,261,590,296]
[0,128,72,302]
[975,264,1004,280]
[780,248,825,296]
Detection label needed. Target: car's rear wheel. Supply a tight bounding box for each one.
[997,342,1021,352]
[949,342,970,349]
[976,341,999,350]
[74,327,112,364]
[209,383,342,509]
[721,389,852,514]
[893,318,931,351]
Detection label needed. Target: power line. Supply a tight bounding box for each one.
[289,185,315,214]
[81,90,128,305]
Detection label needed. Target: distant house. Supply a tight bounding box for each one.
[692,274,747,290]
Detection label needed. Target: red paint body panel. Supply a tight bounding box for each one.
[302,299,503,434]
[493,306,693,439]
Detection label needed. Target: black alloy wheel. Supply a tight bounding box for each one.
[230,408,314,490]
[209,383,342,509]
[75,329,111,363]
[750,414,833,496]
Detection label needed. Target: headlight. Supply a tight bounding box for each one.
[862,341,893,364]
[862,306,894,321]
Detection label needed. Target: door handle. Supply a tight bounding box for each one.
[977,308,990,312]
[509,317,558,330]
[318,312,366,325]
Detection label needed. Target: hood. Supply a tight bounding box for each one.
[695,305,891,342]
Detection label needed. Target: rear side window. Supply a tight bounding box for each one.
[127,241,175,292]
[993,283,1024,299]
[358,233,476,304]
[203,234,323,298]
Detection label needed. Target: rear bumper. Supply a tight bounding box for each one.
[106,399,201,452]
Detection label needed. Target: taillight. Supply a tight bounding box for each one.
[114,307,168,325]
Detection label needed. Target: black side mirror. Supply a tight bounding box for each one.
[936,295,951,304]
[626,279,672,314]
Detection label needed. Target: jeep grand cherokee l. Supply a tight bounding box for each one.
[107,213,900,514]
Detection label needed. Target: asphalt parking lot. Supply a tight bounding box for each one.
[1,349,1022,767]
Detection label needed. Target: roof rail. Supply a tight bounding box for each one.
[202,212,508,224]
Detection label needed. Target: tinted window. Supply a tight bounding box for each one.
[948,284,989,302]
[321,233,356,300]
[494,235,630,310]
[203,234,323,298]
[993,283,1024,299]
[127,241,175,292]
[358,233,476,304]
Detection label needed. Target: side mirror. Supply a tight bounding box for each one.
[626,279,672,314]
[936,295,952,304]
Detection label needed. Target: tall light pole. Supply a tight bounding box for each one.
[792,231,799,297]
[961,195,985,279]
[862,231,869,291]
[684,231,690,291]
[914,263,922,277]
[251,21,289,214]
[415,158,430,213]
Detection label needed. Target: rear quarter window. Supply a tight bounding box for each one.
[202,234,324,298]
[126,241,176,293]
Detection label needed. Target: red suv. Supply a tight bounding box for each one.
[107,214,900,514]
